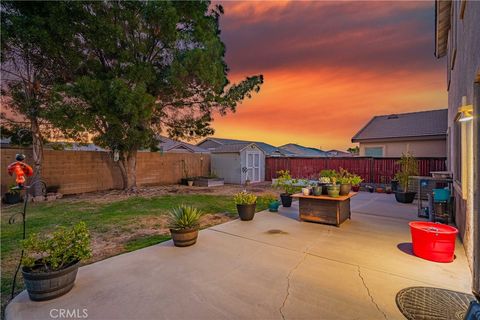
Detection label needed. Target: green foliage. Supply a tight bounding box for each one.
[0,125,33,147]
[349,175,363,186]
[319,170,338,179]
[259,193,278,206]
[43,1,263,189]
[395,153,419,191]
[124,234,171,252]
[273,170,299,194]
[233,191,257,205]
[22,222,92,272]
[168,205,203,230]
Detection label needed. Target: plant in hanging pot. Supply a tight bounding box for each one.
[3,184,22,204]
[168,205,203,247]
[234,191,257,220]
[273,170,298,207]
[394,153,419,203]
[21,221,92,301]
[350,175,363,192]
[327,177,340,197]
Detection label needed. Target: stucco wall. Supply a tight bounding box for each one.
[359,139,446,157]
[445,1,480,268]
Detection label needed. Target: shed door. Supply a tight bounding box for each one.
[246,151,261,183]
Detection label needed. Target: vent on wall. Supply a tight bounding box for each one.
[387,114,399,119]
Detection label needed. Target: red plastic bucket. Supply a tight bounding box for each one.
[409,222,458,263]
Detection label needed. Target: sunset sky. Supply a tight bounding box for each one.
[210,1,447,150]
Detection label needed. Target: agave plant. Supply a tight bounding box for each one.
[168,205,203,230]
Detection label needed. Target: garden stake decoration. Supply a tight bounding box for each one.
[7,154,47,299]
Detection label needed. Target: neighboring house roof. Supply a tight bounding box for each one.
[157,136,208,153]
[279,143,327,157]
[351,109,448,142]
[210,142,265,154]
[434,0,452,58]
[198,138,293,156]
[326,149,354,157]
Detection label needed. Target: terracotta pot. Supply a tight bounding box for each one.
[170,228,199,247]
[339,184,351,195]
[187,180,194,187]
[376,188,384,193]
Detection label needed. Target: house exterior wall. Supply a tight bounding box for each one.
[444,1,480,269]
[358,139,446,157]
[211,153,242,184]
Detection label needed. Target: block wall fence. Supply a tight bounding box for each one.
[1,148,210,195]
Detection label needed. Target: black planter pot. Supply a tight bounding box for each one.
[237,203,256,221]
[395,191,416,203]
[280,193,293,207]
[366,186,374,193]
[170,228,199,247]
[22,260,80,301]
[319,183,329,195]
[3,192,22,204]
[391,180,399,192]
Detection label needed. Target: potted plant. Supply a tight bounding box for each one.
[376,186,384,193]
[337,168,352,195]
[319,169,337,195]
[273,170,298,207]
[168,205,203,247]
[262,194,280,212]
[3,185,22,204]
[234,191,257,221]
[366,185,374,193]
[327,177,340,197]
[350,175,363,192]
[313,184,323,196]
[385,186,393,194]
[187,179,194,187]
[394,153,419,203]
[21,221,92,301]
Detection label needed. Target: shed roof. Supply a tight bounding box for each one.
[199,138,293,156]
[351,109,447,142]
[210,142,264,154]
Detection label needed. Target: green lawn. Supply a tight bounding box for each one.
[1,194,269,312]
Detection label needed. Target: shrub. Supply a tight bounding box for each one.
[273,170,299,194]
[319,169,338,179]
[168,205,203,230]
[233,191,257,205]
[395,153,419,192]
[259,193,278,206]
[350,175,363,186]
[22,221,92,272]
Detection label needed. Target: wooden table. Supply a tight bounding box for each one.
[291,192,358,226]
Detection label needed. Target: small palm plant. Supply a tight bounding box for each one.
[168,205,203,247]
[168,205,203,230]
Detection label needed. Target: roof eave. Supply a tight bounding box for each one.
[435,0,452,58]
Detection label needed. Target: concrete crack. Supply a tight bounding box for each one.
[280,253,308,320]
[357,266,388,320]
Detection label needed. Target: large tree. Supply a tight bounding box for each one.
[50,1,263,190]
[1,2,81,191]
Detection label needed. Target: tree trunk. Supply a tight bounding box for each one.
[118,150,138,192]
[30,118,44,196]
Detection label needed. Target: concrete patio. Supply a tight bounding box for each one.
[7,192,471,320]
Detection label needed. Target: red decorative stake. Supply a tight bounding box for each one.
[7,154,33,189]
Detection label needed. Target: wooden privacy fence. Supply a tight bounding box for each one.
[1,148,210,195]
[265,157,447,184]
